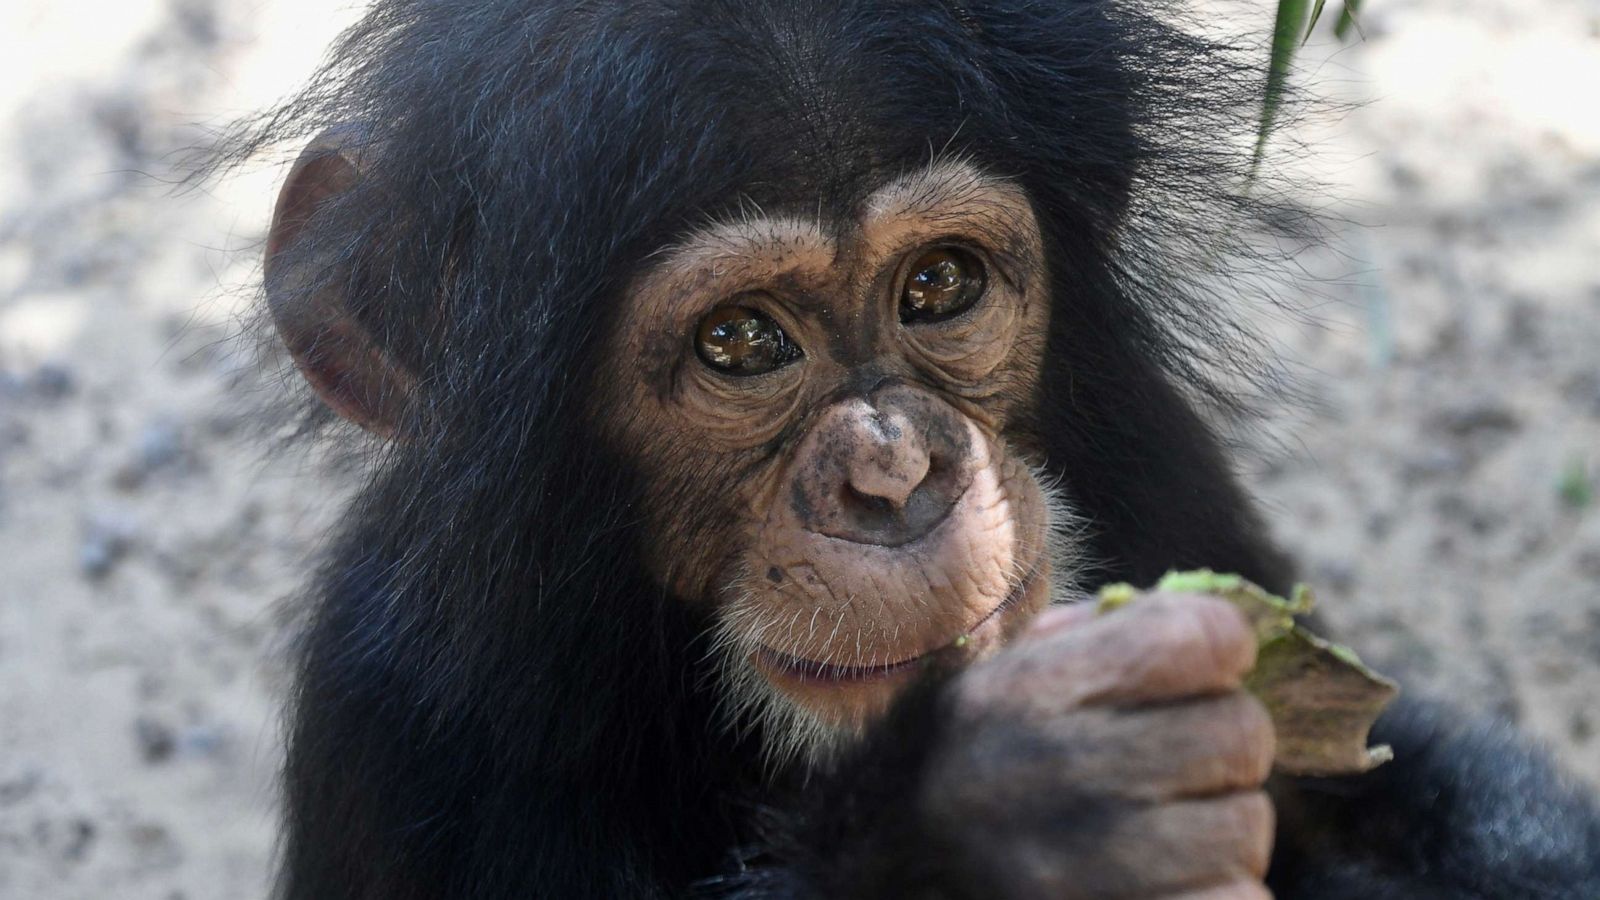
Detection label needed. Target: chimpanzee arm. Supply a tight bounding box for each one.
[703,597,1285,900]
[697,679,985,900]
[708,695,1600,900]
[1269,697,1600,899]
[709,692,1221,900]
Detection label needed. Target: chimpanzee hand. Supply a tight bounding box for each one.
[915,595,1276,900]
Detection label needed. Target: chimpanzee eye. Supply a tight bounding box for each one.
[900,247,986,323]
[695,305,802,376]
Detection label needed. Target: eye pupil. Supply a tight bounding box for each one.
[901,248,984,322]
[696,305,800,375]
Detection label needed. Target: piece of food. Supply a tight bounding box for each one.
[1096,570,1399,777]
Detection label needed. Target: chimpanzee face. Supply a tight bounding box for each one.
[600,161,1077,763]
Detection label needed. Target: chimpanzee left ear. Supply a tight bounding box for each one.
[265,126,413,437]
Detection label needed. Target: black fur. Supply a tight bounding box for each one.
[1271,697,1600,899]
[228,0,1600,897]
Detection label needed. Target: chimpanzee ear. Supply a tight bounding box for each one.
[265,127,412,437]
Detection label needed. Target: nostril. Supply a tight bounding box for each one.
[846,464,926,511]
[842,481,899,520]
[827,456,960,546]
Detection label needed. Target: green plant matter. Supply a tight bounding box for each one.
[1098,570,1398,777]
[1256,0,1365,171]
[1558,458,1593,510]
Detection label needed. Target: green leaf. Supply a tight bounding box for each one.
[1098,569,1399,777]
[1253,0,1312,175]
[1306,0,1328,43]
[1335,0,1365,41]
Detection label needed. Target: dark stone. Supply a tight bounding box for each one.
[29,363,76,400]
[79,514,136,579]
[1433,401,1519,437]
[134,717,176,764]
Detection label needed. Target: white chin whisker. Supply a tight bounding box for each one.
[705,584,856,771]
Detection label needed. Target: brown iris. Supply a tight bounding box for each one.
[695,305,801,376]
[901,247,985,323]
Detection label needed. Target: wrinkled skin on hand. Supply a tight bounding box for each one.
[920,595,1277,900]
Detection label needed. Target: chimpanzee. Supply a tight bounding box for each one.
[249,0,1600,897]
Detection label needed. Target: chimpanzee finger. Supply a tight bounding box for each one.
[961,594,1257,716]
[1163,880,1275,900]
[1047,593,1256,706]
[1040,691,1276,802]
[1092,791,1276,892]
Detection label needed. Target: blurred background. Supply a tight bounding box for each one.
[0,0,1596,897]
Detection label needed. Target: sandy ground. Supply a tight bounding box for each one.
[1,1,1597,897]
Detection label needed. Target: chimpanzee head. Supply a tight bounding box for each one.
[259,0,1287,767]
[596,160,1073,759]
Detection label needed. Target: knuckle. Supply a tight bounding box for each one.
[1187,595,1257,670]
[951,654,1031,719]
[1218,690,1275,753]
[1227,790,1277,878]
[1179,881,1274,900]
[1124,594,1255,681]
[1187,693,1276,791]
[1232,694,1277,781]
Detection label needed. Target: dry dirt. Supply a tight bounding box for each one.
[1,1,1597,897]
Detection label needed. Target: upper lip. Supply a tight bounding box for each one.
[752,566,1037,683]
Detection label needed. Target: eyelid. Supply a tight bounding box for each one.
[692,292,799,331]
[896,242,991,325]
[693,299,805,378]
[902,216,1030,288]
[899,236,1010,286]
[954,241,1021,294]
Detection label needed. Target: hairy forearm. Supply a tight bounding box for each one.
[1269,698,1600,899]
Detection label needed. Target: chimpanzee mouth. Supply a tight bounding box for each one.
[754,644,931,684]
[752,567,1040,685]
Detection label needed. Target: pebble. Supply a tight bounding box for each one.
[113,419,187,490]
[0,769,42,806]
[1562,370,1600,417]
[79,513,137,580]
[126,821,182,869]
[62,818,96,862]
[1311,560,1357,594]
[134,717,177,764]
[137,421,184,469]
[1577,548,1600,580]
[1434,401,1520,437]
[29,363,76,401]
[1402,446,1468,483]
[1573,711,1594,744]
[177,724,229,759]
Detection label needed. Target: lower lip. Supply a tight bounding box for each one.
[755,569,1038,685]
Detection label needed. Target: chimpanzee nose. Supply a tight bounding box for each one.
[844,408,930,510]
[790,386,976,546]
